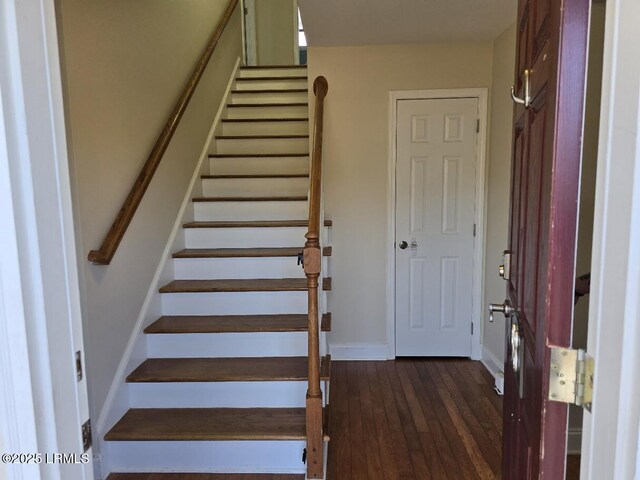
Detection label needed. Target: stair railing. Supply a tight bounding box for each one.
[87,0,239,265]
[303,76,328,479]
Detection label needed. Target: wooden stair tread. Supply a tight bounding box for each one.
[159,278,332,293]
[221,118,308,122]
[215,135,308,139]
[201,174,308,179]
[182,220,332,228]
[172,246,331,258]
[209,153,308,158]
[192,196,307,202]
[231,89,307,94]
[144,313,332,334]
[105,407,308,441]
[241,65,307,69]
[126,356,331,383]
[108,474,304,480]
[236,75,308,81]
[227,103,308,108]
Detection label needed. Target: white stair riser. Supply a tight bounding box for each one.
[174,257,304,280]
[184,227,308,249]
[230,92,307,105]
[234,79,307,91]
[161,291,307,315]
[128,381,328,408]
[202,177,308,197]
[194,200,308,221]
[240,67,307,78]
[147,332,320,358]
[215,137,308,155]
[105,440,306,473]
[226,105,308,119]
[210,157,309,176]
[221,120,308,136]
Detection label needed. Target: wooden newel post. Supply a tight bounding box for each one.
[304,76,328,479]
[304,234,323,479]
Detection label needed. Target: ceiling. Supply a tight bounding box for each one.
[298,0,517,46]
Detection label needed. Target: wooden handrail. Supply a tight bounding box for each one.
[88,0,239,265]
[303,76,328,479]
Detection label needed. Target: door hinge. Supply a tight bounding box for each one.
[473,223,477,237]
[476,118,480,133]
[470,322,474,335]
[76,350,83,381]
[82,419,92,452]
[548,347,594,412]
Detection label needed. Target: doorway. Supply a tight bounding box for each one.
[389,89,488,359]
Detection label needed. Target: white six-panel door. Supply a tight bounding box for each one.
[395,97,478,357]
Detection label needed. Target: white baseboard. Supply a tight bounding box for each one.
[329,343,388,360]
[567,427,583,455]
[481,345,504,394]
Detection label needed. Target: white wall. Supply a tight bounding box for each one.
[482,24,517,364]
[307,41,514,353]
[56,0,242,436]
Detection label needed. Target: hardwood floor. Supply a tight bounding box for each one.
[326,359,503,480]
[108,359,582,479]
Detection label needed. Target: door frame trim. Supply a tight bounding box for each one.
[0,0,91,477]
[386,88,488,360]
[581,0,640,476]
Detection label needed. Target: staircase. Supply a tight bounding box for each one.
[104,65,331,479]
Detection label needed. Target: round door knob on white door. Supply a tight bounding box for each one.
[399,241,408,249]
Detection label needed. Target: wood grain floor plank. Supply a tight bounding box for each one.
[385,362,432,480]
[332,362,352,479]
[356,363,385,480]
[435,362,502,476]
[417,361,481,480]
[373,362,416,480]
[426,363,496,480]
[365,362,401,480]
[346,361,368,480]
[402,362,458,480]
[452,361,503,445]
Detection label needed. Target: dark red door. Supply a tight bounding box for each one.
[502,0,589,478]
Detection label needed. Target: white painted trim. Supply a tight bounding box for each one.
[581,0,640,478]
[96,58,241,476]
[293,0,300,65]
[328,343,388,361]
[386,88,489,361]
[243,0,257,66]
[481,345,504,380]
[0,0,93,478]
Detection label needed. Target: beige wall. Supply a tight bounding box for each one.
[56,0,242,423]
[255,0,296,65]
[307,42,506,349]
[482,24,517,362]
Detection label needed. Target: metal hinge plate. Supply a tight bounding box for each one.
[82,419,92,452]
[548,347,594,412]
